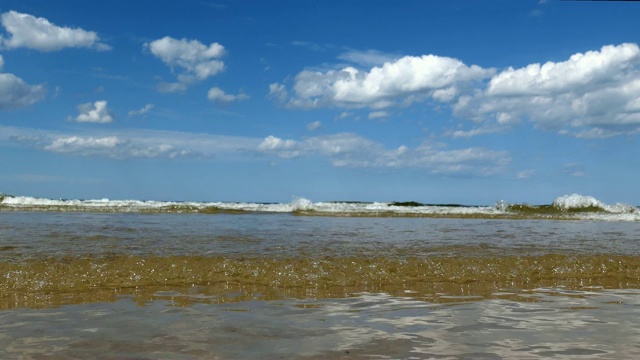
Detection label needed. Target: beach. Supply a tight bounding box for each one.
[1,194,640,358]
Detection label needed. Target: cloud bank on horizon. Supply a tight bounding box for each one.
[0,2,638,203]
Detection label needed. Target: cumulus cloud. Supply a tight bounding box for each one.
[207,87,249,103]
[0,10,110,51]
[146,36,225,92]
[72,101,113,123]
[272,54,493,109]
[268,83,288,103]
[128,104,154,116]
[258,135,300,158]
[0,56,46,109]
[454,43,640,137]
[0,74,46,109]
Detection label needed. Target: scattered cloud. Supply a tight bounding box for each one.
[257,135,300,158]
[291,40,325,52]
[337,49,398,67]
[71,101,113,123]
[145,36,225,92]
[272,54,493,109]
[368,111,389,120]
[453,43,640,137]
[517,170,534,179]
[307,121,322,131]
[0,125,256,160]
[207,87,249,103]
[45,135,121,153]
[273,42,640,139]
[0,10,110,51]
[446,125,503,138]
[0,56,46,109]
[42,135,196,159]
[257,133,509,175]
[128,104,154,116]
[1,124,509,175]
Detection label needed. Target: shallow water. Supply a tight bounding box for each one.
[1,211,640,358]
[2,290,639,359]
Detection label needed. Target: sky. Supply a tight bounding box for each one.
[1,0,639,204]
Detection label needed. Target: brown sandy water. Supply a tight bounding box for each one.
[1,211,640,358]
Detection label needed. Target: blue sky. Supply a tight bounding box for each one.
[1,0,639,204]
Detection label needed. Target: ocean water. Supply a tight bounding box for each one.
[1,194,640,359]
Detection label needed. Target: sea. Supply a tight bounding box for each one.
[1,193,639,359]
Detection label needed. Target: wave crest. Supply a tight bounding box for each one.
[290,197,314,211]
[552,194,604,211]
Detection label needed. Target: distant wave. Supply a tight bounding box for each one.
[1,193,638,221]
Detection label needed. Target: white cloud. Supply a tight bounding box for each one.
[1,124,509,175]
[337,49,398,66]
[517,170,534,179]
[128,104,154,116]
[207,87,249,103]
[291,40,325,52]
[257,133,509,175]
[487,43,638,97]
[268,83,288,103]
[447,126,502,138]
[157,82,188,94]
[0,68,46,109]
[0,11,110,51]
[72,101,113,123]
[45,136,121,152]
[258,135,300,158]
[454,43,640,137]
[0,55,47,110]
[0,125,258,160]
[42,135,194,159]
[273,54,493,109]
[368,111,389,120]
[307,121,322,131]
[146,36,225,92]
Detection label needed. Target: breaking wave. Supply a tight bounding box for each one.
[1,193,638,221]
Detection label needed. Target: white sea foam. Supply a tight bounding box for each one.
[1,193,638,221]
[552,194,604,210]
[290,197,314,211]
[552,193,637,214]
